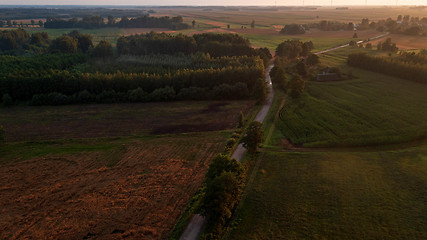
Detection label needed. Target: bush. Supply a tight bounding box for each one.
[149,86,176,101]
[76,89,93,103]
[177,87,209,100]
[127,87,148,102]
[226,138,237,148]
[2,93,13,106]
[96,90,118,103]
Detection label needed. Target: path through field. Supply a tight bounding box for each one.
[179,64,274,240]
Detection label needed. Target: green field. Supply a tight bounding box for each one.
[277,47,427,147]
[227,147,427,240]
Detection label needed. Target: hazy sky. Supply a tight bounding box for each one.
[2,0,426,6]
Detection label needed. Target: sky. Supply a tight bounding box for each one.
[2,0,426,6]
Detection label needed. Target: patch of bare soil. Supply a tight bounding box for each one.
[0,135,225,239]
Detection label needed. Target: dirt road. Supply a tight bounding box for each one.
[179,64,274,240]
[314,32,390,55]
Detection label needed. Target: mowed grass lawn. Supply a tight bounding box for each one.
[278,48,427,147]
[228,147,427,240]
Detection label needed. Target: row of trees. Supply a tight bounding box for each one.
[347,52,427,84]
[0,61,266,103]
[117,32,272,64]
[199,120,264,238]
[44,15,190,30]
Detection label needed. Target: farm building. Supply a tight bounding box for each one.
[316,67,341,81]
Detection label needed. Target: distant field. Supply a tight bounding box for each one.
[227,147,427,239]
[154,6,427,26]
[0,100,253,239]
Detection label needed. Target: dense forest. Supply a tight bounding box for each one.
[0,29,270,106]
[347,52,427,84]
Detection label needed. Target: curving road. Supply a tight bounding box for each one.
[179,64,274,240]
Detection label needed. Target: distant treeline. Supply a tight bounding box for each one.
[0,7,148,20]
[295,16,427,36]
[347,52,427,84]
[44,15,189,30]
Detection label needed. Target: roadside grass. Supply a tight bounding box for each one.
[277,47,427,147]
[227,147,427,240]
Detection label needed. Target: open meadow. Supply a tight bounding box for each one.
[227,147,427,240]
[0,100,253,239]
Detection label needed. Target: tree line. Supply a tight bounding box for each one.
[117,32,272,65]
[0,57,266,104]
[44,15,190,30]
[347,52,427,84]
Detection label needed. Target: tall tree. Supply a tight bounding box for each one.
[251,20,255,29]
[241,121,264,154]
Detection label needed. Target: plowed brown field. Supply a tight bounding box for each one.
[0,101,253,239]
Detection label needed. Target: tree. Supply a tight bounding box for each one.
[38,20,43,27]
[107,15,115,26]
[289,74,305,98]
[192,20,196,29]
[280,24,306,35]
[251,20,255,29]
[296,61,307,77]
[227,24,230,29]
[2,93,13,106]
[238,111,244,128]
[241,121,264,154]
[270,66,287,91]
[365,43,372,49]
[0,125,4,142]
[201,154,245,237]
[50,35,78,53]
[306,53,320,66]
[31,19,35,25]
[91,40,113,59]
[353,32,358,38]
